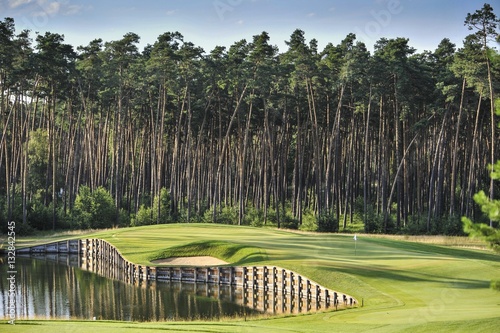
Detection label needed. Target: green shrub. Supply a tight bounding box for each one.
[246,206,265,227]
[364,207,388,234]
[27,201,51,230]
[280,211,299,229]
[201,207,215,223]
[175,201,207,223]
[117,208,131,228]
[401,215,428,235]
[131,205,154,226]
[202,205,238,224]
[299,211,317,231]
[72,186,116,229]
[55,206,72,230]
[219,205,238,224]
[152,188,172,223]
[435,215,465,235]
[317,212,338,232]
[15,221,36,236]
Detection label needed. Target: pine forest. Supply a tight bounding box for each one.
[1,4,499,235]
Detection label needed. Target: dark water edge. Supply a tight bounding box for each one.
[0,255,261,321]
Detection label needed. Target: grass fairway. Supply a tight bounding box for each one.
[5,224,500,332]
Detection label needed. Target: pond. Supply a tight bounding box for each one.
[1,239,355,322]
[0,255,262,321]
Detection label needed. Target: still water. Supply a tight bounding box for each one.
[0,255,260,321]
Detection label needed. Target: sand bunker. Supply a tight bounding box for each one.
[151,256,228,266]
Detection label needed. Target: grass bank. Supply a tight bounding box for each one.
[149,239,267,265]
[3,223,500,332]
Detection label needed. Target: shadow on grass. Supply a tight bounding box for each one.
[319,264,491,290]
[361,237,500,262]
[233,252,269,266]
[452,279,492,289]
[325,265,431,283]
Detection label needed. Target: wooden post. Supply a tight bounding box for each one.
[253,276,258,309]
[111,249,115,278]
[306,280,311,301]
[281,269,286,294]
[272,277,277,313]
[273,267,278,293]
[315,285,320,309]
[243,268,249,306]
[149,267,157,281]
[85,240,90,270]
[263,266,268,291]
[253,267,258,289]
[298,275,302,299]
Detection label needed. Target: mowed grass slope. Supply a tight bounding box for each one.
[6,223,500,332]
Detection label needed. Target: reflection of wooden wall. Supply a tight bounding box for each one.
[17,239,81,254]
[19,239,357,314]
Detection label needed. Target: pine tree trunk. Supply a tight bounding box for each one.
[450,78,466,216]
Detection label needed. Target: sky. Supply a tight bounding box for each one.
[0,0,497,54]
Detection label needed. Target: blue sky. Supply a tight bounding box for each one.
[0,0,496,54]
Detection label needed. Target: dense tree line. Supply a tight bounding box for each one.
[1,4,499,234]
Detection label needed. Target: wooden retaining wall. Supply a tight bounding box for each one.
[19,239,357,312]
[17,239,81,254]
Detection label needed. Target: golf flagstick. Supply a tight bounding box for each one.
[354,234,357,256]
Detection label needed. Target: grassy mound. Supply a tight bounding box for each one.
[149,240,267,265]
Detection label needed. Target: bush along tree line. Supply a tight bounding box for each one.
[0,4,499,235]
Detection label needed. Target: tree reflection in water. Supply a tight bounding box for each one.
[0,255,260,321]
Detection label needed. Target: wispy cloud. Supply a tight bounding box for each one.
[63,4,84,15]
[7,0,85,17]
[8,0,34,9]
[307,12,315,18]
[37,1,60,16]
[166,9,177,16]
